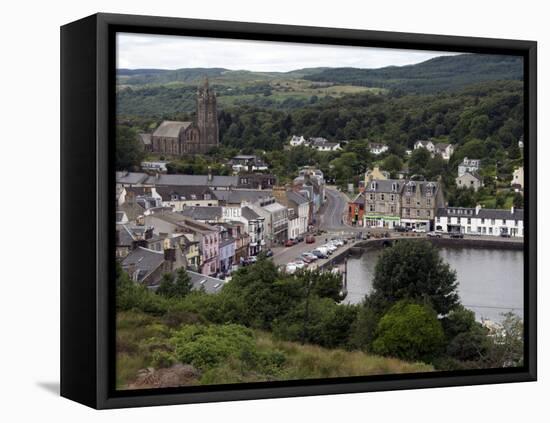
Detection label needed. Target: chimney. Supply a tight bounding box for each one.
[475,204,482,215]
[511,206,515,215]
[207,167,213,182]
[164,248,176,262]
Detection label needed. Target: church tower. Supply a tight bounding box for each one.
[196,77,219,153]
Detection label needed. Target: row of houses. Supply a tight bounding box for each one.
[116,168,326,284]
[348,177,524,236]
[289,135,342,151]
[348,178,445,231]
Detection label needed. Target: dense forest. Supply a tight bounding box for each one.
[304,54,523,93]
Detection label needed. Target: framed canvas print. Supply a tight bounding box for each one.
[60,13,537,409]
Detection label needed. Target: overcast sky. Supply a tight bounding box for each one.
[117,32,460,72]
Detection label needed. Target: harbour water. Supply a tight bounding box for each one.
[345,246,524,322]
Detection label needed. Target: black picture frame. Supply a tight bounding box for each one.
[60,12,537,409]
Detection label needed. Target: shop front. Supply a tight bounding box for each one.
[364,214,401,229]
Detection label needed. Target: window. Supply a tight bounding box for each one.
[381,194,385,201]
[406,197,411,205]
[436,216,440,223]
[467,218,471,224]
[515,220,518,226]
[369,194,374,201]
[416,210,420,217]
[390,194,395,201]
[427,198,432,206]
[390,205,395,214]
[489,227,493,234]
[369,204,375,212]
[481,218,485,224]
[491,219,495,225]
[502,219,506,225]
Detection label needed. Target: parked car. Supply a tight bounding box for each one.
[284,239,295,247]
[500,232,512,238]
[427,232,442,238]
[311,249,328,259]
[330,238,344,247]
[412,227,426,233]
[285,263,297,274]
[395,226,410,232]
[293,260,306,269]
[302,252,318,261]
[300,255,314,264]
[295,235,304,243]
[323,244,337,253]
[449,232,464,239]
[305,235,315,244]
[264,249,274,257]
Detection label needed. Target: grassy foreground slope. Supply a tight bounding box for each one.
[117,311,433,389]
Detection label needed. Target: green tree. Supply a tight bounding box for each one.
[372,301,445,362]
[157,268,194,299]
[116,125,145,170]
[369,240,459,316]
[408,148,432,177]
[484,312,524,368]
[381,154,403,176]
[513,193,524,208]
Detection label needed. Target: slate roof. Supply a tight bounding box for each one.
[116,172,148,185]
[364,179,406,193]
[187,271,225,294]
[402,180,439,196]
[152,121,192,138]
[263,202,287,213]
[117,224,136,246]
[241,206,261,221]
[287,191,309,205]
[457,171,482,181]
[436,207,524,221]
[154,185,215,202]
[145,174,239,187]
[121,247,165,283]
[180,206,222,221]
[213,189,273,205]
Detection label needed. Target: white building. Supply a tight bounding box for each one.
[414,140,435,153]
[289,135,307,147]
[511,167,524,190]
[141,161,168,172]
[458,157,481,177]
[434,143,454,161]
[368,142,389,155]
[435,205,523,237]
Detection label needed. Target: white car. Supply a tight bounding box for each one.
[330,239,344,247]
[302,252,318,261]
[324,243,338,252]
[293,260,306,269]
[285,263,297,274]
[412,227,426,233]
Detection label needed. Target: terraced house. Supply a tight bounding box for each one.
[400,180,445,231]
[363,179,405,228]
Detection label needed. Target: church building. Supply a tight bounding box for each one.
[148,78,219,156]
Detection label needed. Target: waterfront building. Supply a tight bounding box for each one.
[400,180,444,231]
[435,205,524,237]
[512,167,524,191]
[368,142,389,155]
[348,192,365,226]
[363,179,404,228]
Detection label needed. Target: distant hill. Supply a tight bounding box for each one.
[302,54,523,93]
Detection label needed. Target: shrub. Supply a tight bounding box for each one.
[372,301,445,362]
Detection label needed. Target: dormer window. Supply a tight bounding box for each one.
[171,194,178,201]
[371,182,377,190]
[392,182,398,192]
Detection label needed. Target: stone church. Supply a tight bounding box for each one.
[149,78,219,156]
